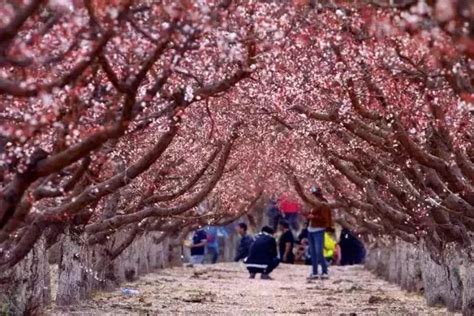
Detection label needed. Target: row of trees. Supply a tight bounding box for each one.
[0,0,262,269]
[277,3,474,257]
[0,0,472,313]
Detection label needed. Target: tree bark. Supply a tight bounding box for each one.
[0,237,50,314]
[56,228,93,305]
[366,238,473,313]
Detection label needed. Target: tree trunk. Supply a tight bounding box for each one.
[420,249,463,311]
[55,229,174,306]
[460,261,474,316]
[168,232,185,267]
[366,238,473,313]
[108,231,170,284]
[0,237,50,314]
[56,229,93,305]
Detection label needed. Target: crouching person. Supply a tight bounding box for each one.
[244,226,279,280]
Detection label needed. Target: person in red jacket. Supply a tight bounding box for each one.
[277,192,301,231]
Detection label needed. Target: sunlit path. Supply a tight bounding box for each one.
[47,263,455,315]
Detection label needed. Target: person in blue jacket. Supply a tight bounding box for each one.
[244,226,279,280]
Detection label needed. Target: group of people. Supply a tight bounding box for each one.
[234,187,366,280]
[295,223,338,266]
[186,226,228,264]
[187,186,366,281]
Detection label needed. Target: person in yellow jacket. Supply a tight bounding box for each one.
[323,228,337,264]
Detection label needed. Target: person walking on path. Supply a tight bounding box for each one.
[278,220,295,264]
[235,222,254,262]
[188,228,208,265]
[244,226,279,280]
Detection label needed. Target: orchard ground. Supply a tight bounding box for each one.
[47,262,457,315]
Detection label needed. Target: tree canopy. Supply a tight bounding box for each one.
[0,0,472,268]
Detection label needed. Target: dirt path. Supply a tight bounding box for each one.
[47,262,457,315]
